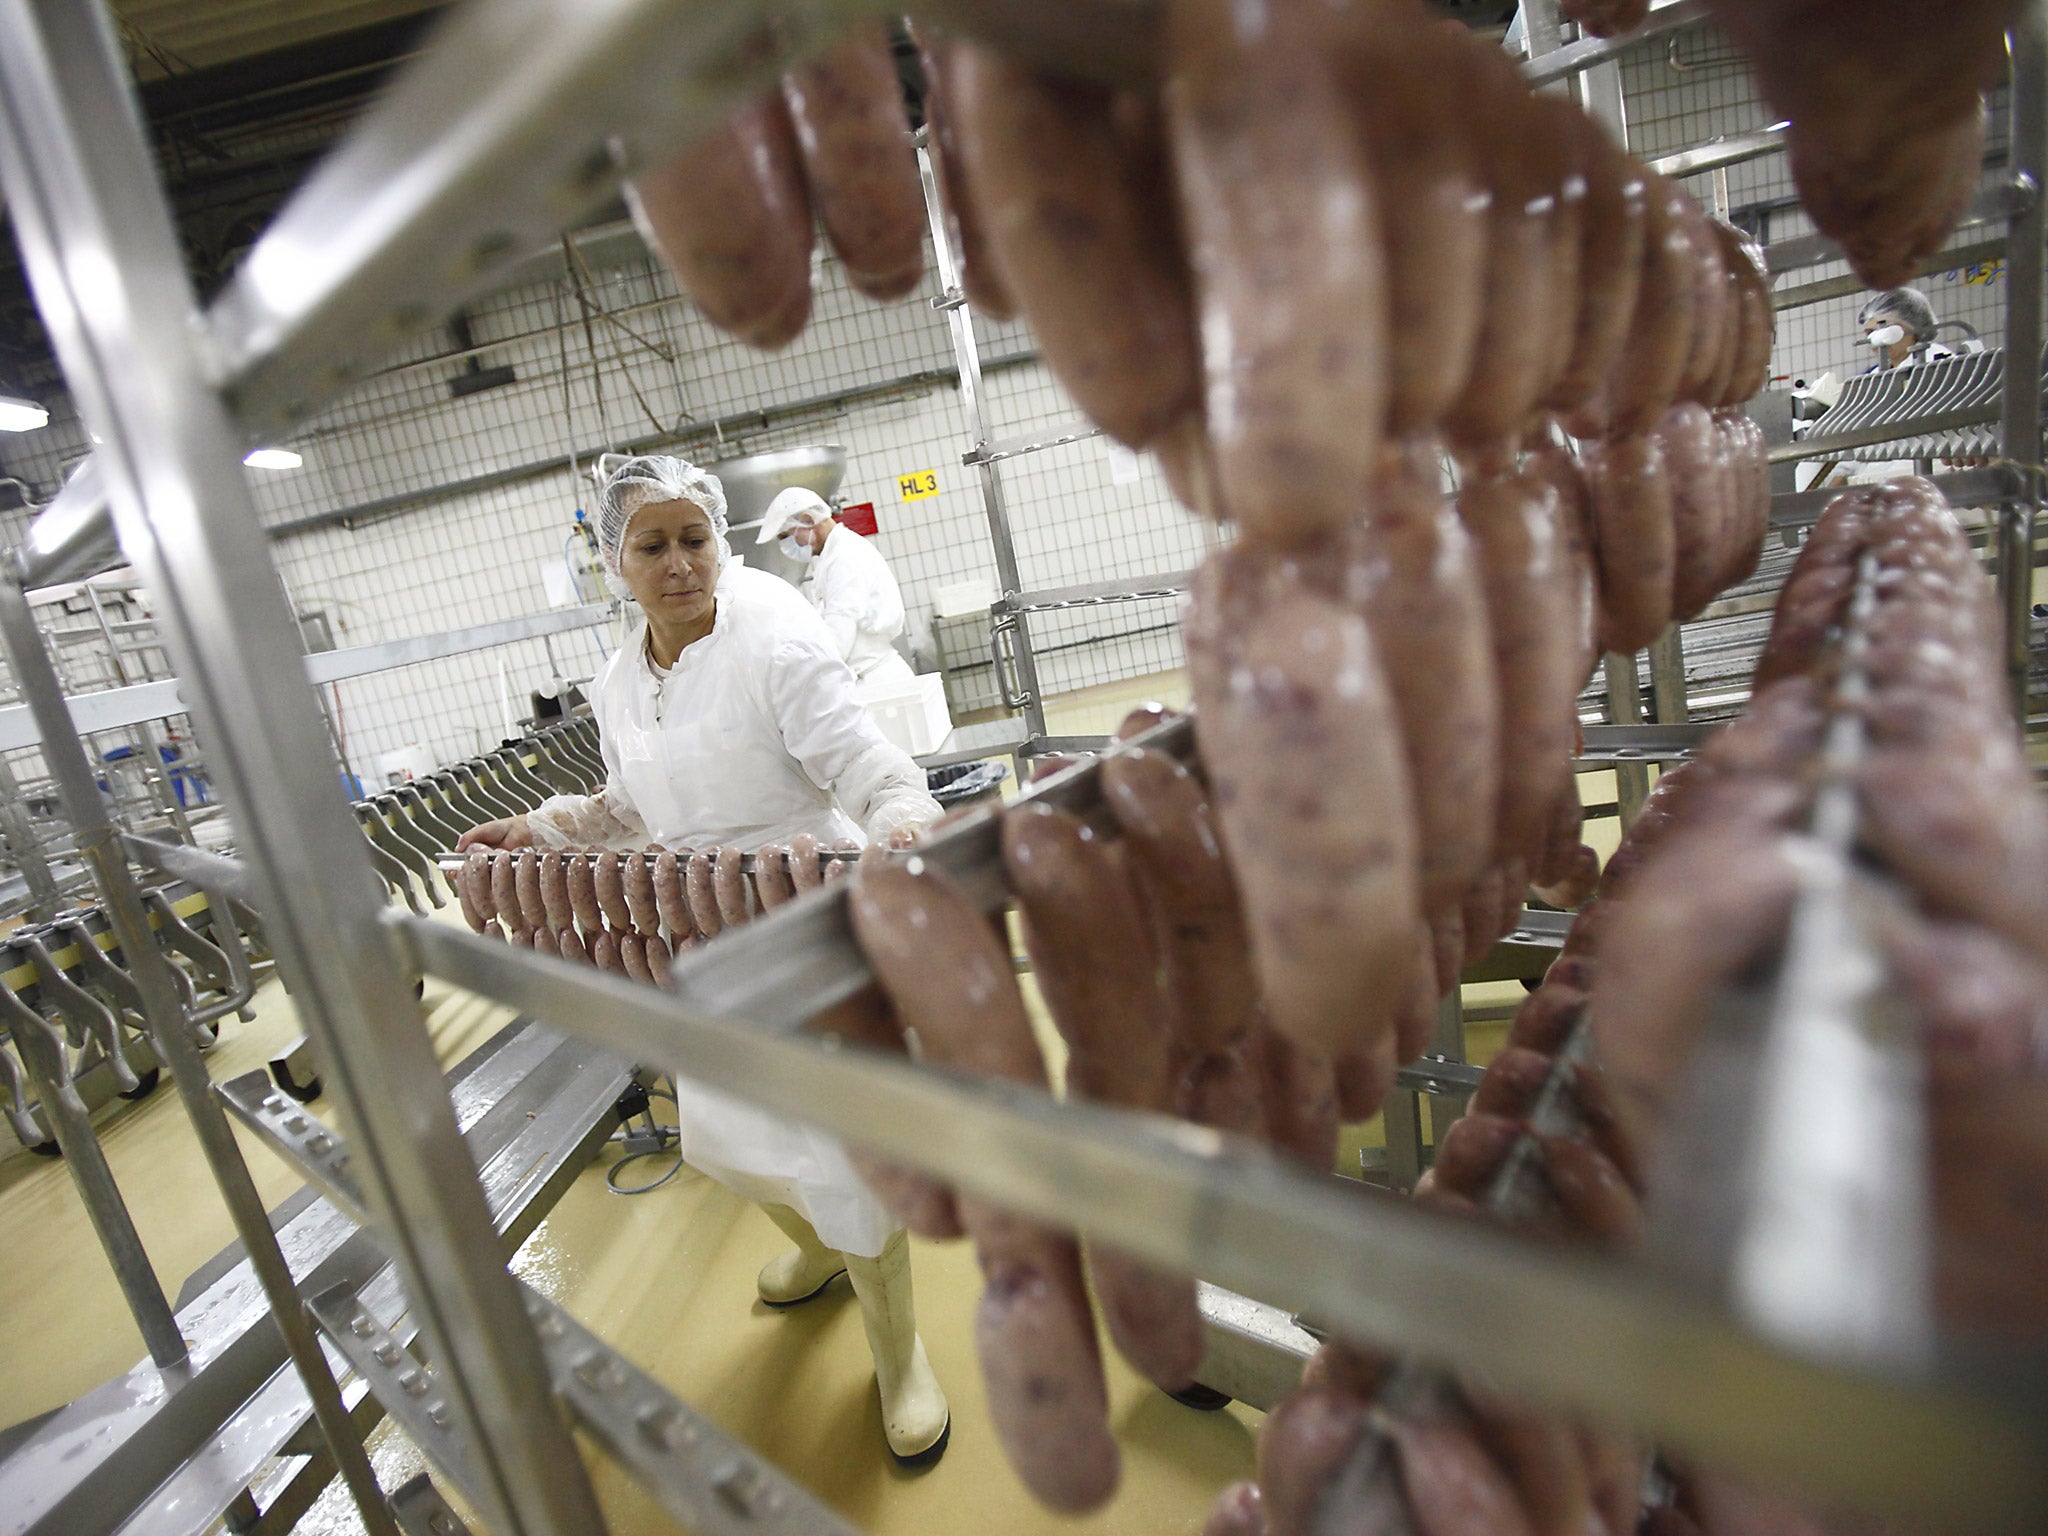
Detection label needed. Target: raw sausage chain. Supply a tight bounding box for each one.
[452,845,860,978]
[1207,478,2048,1536]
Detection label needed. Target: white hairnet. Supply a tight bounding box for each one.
[595,454,730,602]
[1857,287,1939,342]
[757,487,833,543]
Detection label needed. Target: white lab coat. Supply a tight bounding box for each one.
[528,564,938,850]
[526,563,939,1255]
[803,523,915,687]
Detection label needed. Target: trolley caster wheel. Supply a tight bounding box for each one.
[1166,1383,1233,1412]
[271,1057,323,1104]
[118,1066,161,1101]
[28,1138,61,1158]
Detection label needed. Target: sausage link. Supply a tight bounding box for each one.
[1581,432,1675,654]
[590,930,622,975]
[531,925,558,960]
[1537,1134,1642,1248]
[754,845,796,909]
[555,926,589,967]
[1459,865,1506,968]
[1101,746,1258,1055]
[643,933,672,987]
[1443,37,1568,453]
[1186,541,1423,1059]
[626,97,812,349]
[463,849,497,922]
[594,850,635,933]
[1456,470,1582,869]
[457,850,493,935]
[1716,222,1775,406]
[1561,0,1649,37]
[781,27,926,301]
[1390,1414,1541,1536]
[713,845,751,927]
[538,852,573,934]
[622,852,661,936]
[1260,1027,1341,1172]
[1463,1394,1604,1536]
[1204,1481,1267,1536]
[1604,173,1699,435]
[491,852,528,941]
[1165,0,1387,546]
[1326,2,1489,433]
[567,853,605,938]
[1257,1388,1372,1536]
[618,931,653,986]
[1672,189,1732,404]
[513,852,547,933]
[685,850,724,938]
[821,839,857,882]
[1710,410,1770,595]
[1524,444,1601,690]
[952,45,1197,450]
[1657,402,1735,620]
[1003,803,1202,1390]
[1549,112,1647,414]
[1344,440,1501,919]
[851,859,1119,1513]
[787,833,824,892]
[814,983,965,1239]
[653,850,694,943]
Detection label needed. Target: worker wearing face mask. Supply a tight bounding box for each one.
[1858,287,1954,372]
[457,455,949,1465]
[757,488,918,690]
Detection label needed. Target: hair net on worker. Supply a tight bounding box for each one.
[1857,287,1939,343]
[594,454,730,602]
[757,487,833,543]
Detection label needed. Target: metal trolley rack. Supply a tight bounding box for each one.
[0,2,2045,1535]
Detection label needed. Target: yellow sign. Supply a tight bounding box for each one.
[897,468,940,501]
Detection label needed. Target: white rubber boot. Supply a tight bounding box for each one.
[756,1203,847,1307]
[845,1228,950,1464]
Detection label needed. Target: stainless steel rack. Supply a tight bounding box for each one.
[0,4,2044,1536]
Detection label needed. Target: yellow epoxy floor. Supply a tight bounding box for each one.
[0,672,1600,1535]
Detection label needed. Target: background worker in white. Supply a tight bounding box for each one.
[455,455,949,1464]
[757,487,917,689]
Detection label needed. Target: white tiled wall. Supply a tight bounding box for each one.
[0,20,2036,785]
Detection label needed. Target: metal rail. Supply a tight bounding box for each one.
[8,0,1162,593]
[0,602,610,752]
[397,909,2048,1534]
[0,4,601,1532]
[1521,0,1711,86]
[1764,180,2040,277]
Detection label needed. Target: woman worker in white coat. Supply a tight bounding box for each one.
[456,454,950,1464]
[756,487,917,688]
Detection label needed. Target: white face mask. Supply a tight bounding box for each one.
[779,532,812,564]
[1867,323,1907,349]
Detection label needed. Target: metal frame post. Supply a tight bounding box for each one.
[81,583,198,843]
[0,748,64,917]
[0,929,186,1366]
[0,575,400,1536]
[917,144,1050,760]
[0,5,602,1533]
[1601,650,1652,826]
[2002,0,2048,718]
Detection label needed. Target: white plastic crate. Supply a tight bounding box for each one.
[857,671,953,757]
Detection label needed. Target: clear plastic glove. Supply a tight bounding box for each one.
[455,814,532,852]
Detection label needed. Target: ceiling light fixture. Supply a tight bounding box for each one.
[243,447,304,470]
[0,395,50,432]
